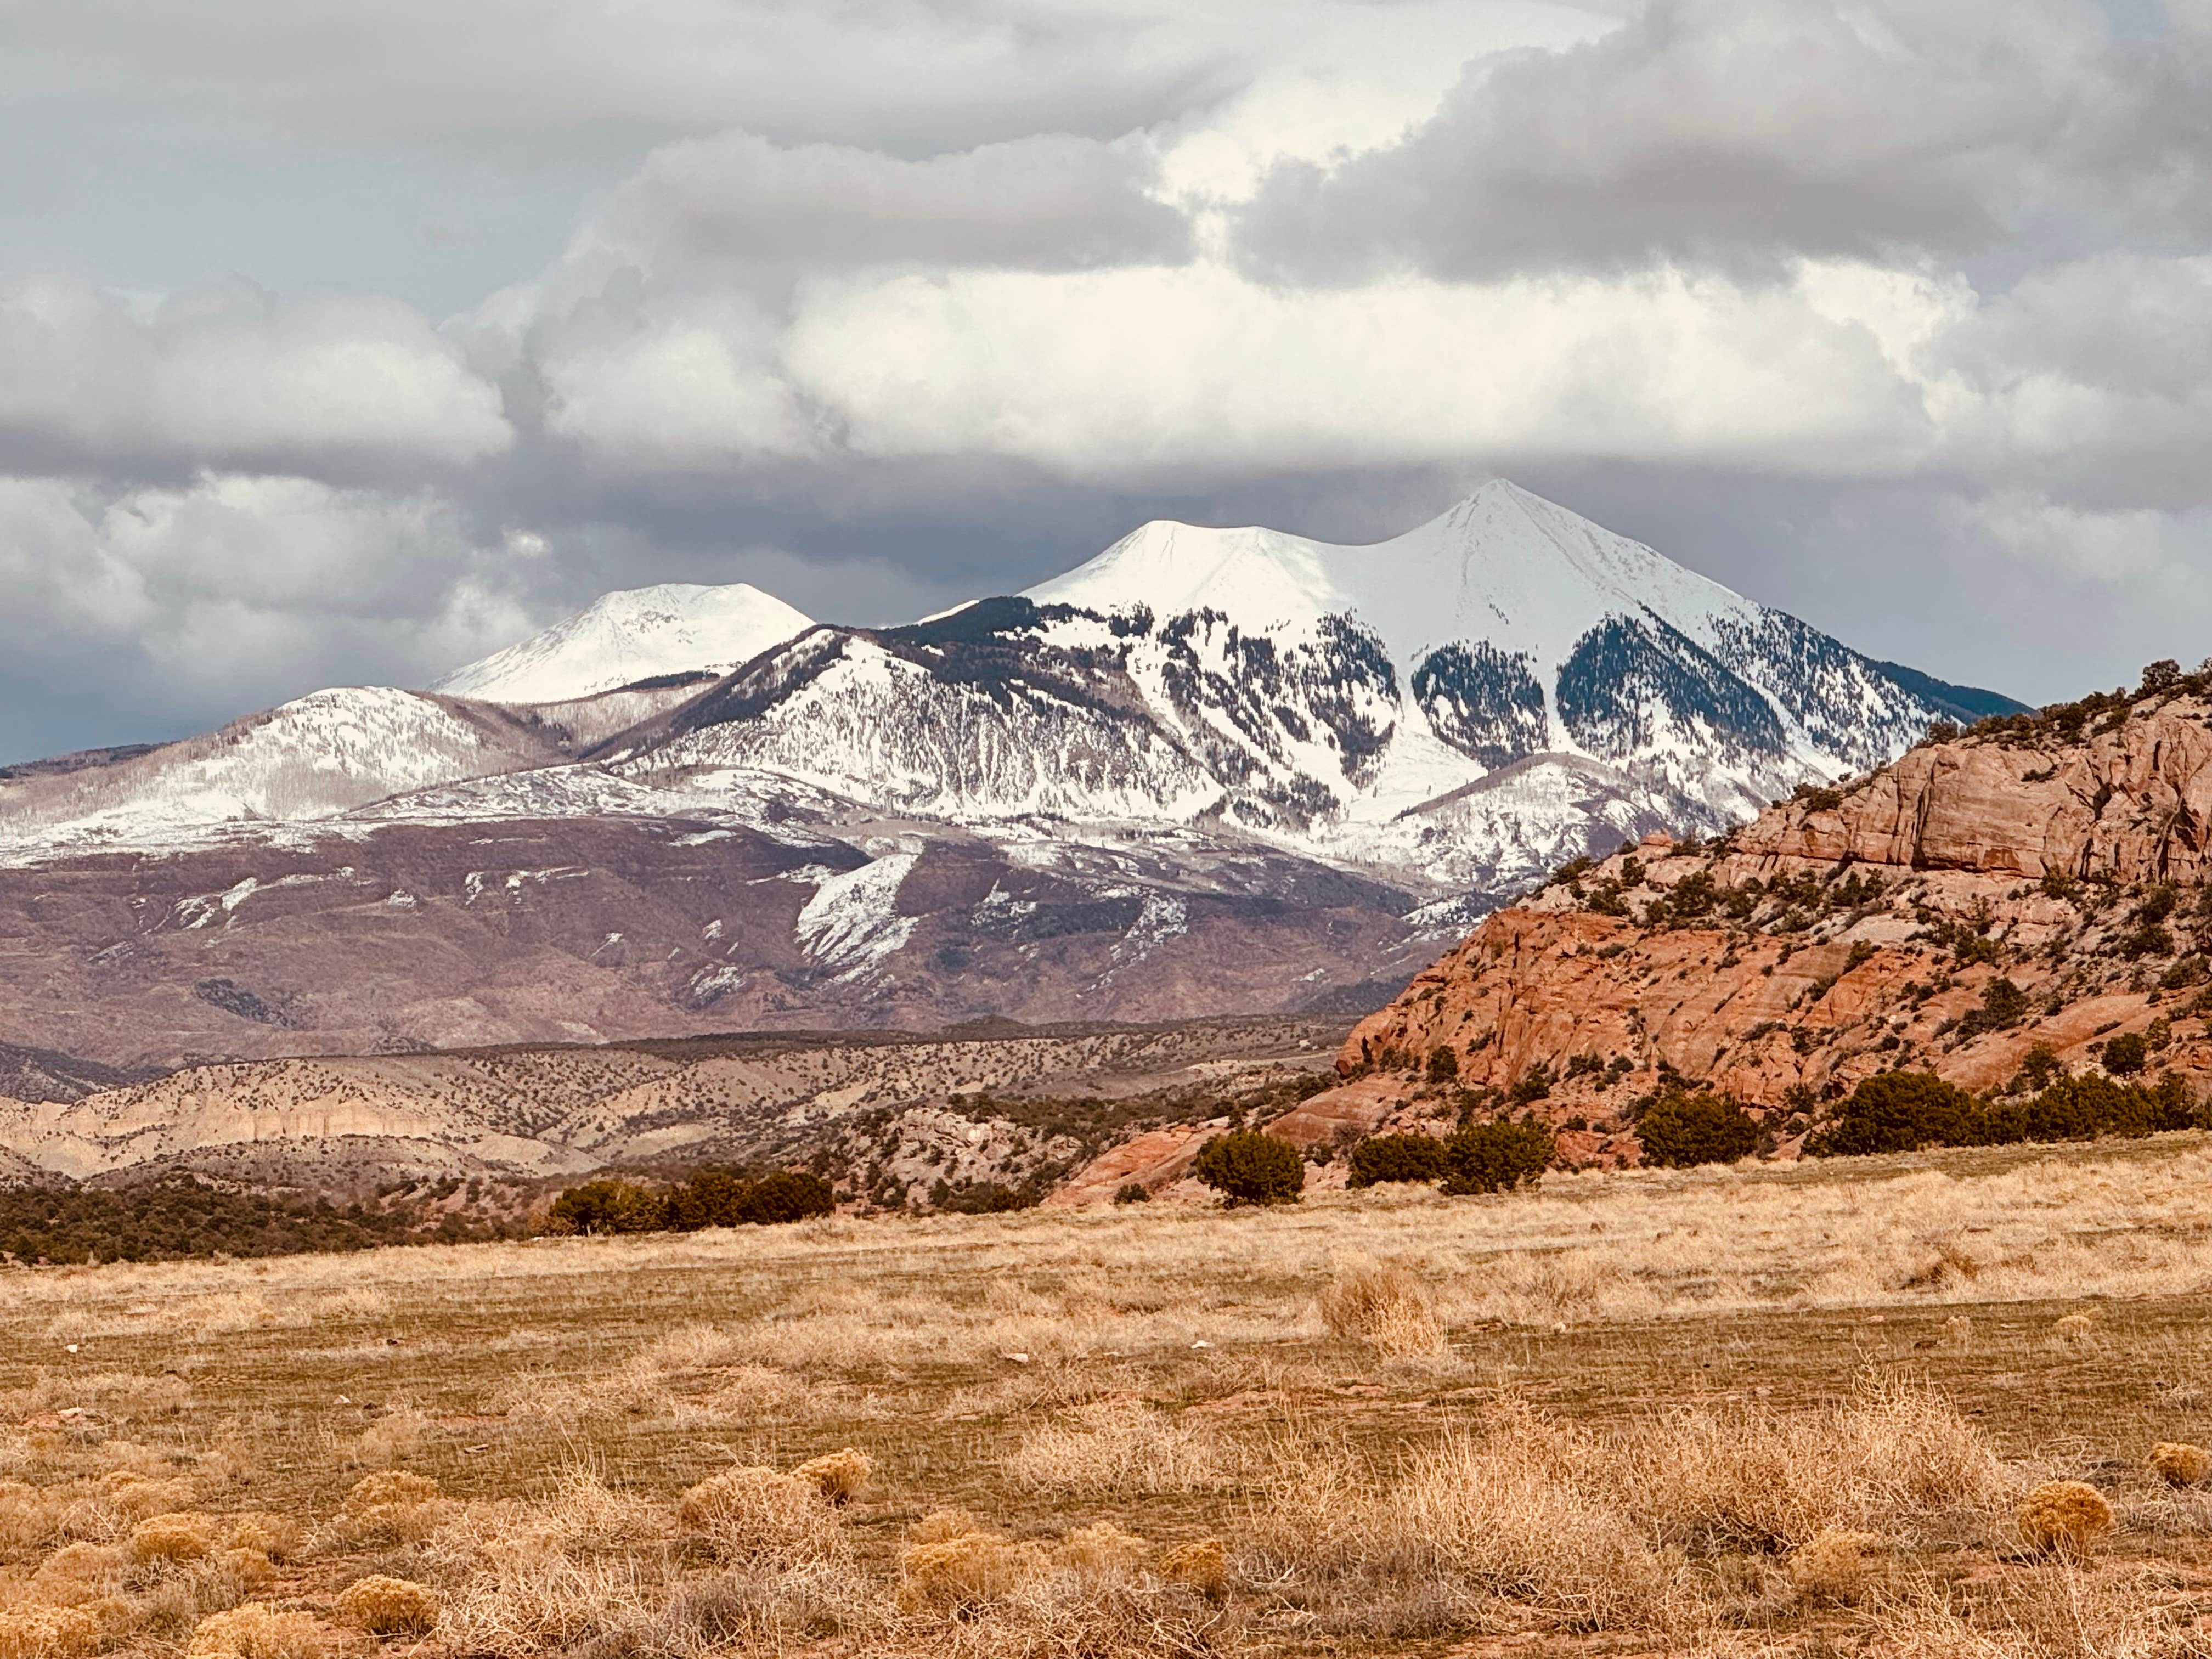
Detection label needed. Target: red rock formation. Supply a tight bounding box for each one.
[1319,682,2212,1146]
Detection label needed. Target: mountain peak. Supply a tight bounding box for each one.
[434,581,814,704]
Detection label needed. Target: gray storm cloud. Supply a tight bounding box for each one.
[0,0,2208,761]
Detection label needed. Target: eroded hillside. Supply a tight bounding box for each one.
[0,1016,1343,1211]
[1302,670,2212,1156]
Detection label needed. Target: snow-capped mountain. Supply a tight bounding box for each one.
[434,582,813,703]
[0,482,2021,1064]
[609,481,2012,890]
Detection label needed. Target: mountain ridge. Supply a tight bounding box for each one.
[0,482,2022,1066]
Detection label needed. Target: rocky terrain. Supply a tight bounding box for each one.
[1290,665,2212,1159]
[0,1014,1341,1207]
[0,482,2013,1067]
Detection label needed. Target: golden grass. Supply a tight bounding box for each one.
[8,1133,2212,1654]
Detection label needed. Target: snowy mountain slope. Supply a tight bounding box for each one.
[1023,480,1959,821]
[0,688,571,857]
[629,481,2019,896]
[435,583,813,703]
[0,481,2027,1061]
[606,608,1227,823]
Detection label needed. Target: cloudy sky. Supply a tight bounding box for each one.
[2,0,2208,759]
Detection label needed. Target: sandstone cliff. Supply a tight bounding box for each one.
[1318,676,2212,1153]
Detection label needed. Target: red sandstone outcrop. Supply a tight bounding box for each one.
[1319,683,2212,1144]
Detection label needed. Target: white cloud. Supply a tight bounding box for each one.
[1942,491,2208,585]
[779,259,1936,482]
[0,276,511,482]
[3,0,2212,751]
[0,475,538,731]
[532,287,821,472]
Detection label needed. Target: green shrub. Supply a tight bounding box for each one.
[592,1167,833,1233]
[1955,977,2028,1039]
[1508,1064,1553,1105]
[2103,1031,2149,1075]
[1346,1133,1447,1188]
[1635,1090,1761,1167]
[742,1170,836,1223]
[665,1169,751,1229]
[2017,1074,2151,1141]
[934,1181,1036,1214]
[548,1178,669,1235]
[1193,1130,1305,1206]
[0,1174,512,1265]
[1809,1069,2202,1157]
[1426,1046,1460,1083]
[1805,1073,1979,1157]
[1438,1120,1553,1195]
[1113,1182,1150,1204]
[2149,1072,2200,1132]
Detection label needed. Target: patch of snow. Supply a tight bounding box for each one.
[795,853,919,976]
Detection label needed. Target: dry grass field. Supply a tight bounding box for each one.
[11,1136,2212,1657]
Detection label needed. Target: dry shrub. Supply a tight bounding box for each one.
[1249,1409,1672,1637]
[676,1468,839,1566]
[1155,1538,1228,1600]
[0,1482,42,1559]
[335,1576,441,1636]
[348,1409,432,1471]
[221,1514,302,1562]
[910,1509,985,1545]
[1318,1255,1448,1359]
[219,1549,276,1594]
[1870,1560,2187,1657]
[345,1472,439,1515]
[2148,1442,2209,1487]
[1054,1522,1149,1579]
[307,1288,391,1323]
[896,1529,1048,1615]
[1003,1400,1223,1497]
[1786,1528,1885,1606]
[2053,1311,2101,1347]
[1380,1414,1676,1630]
[533,1470,668,1551]
[1251,1385,2005,1639]
[4,1471,201,1556]
[1620,1379,2006,1554]
[649,1561,874,1651]
[0,1604,99,1659]
[792,1449,871,1505]
[28,1543,127,1605]
[422,1519,654,1656]
[2018,1481,2113,1558]
[131,1510,217,1562]
[333,1471,444,1547]
[186,1605,330,1659]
